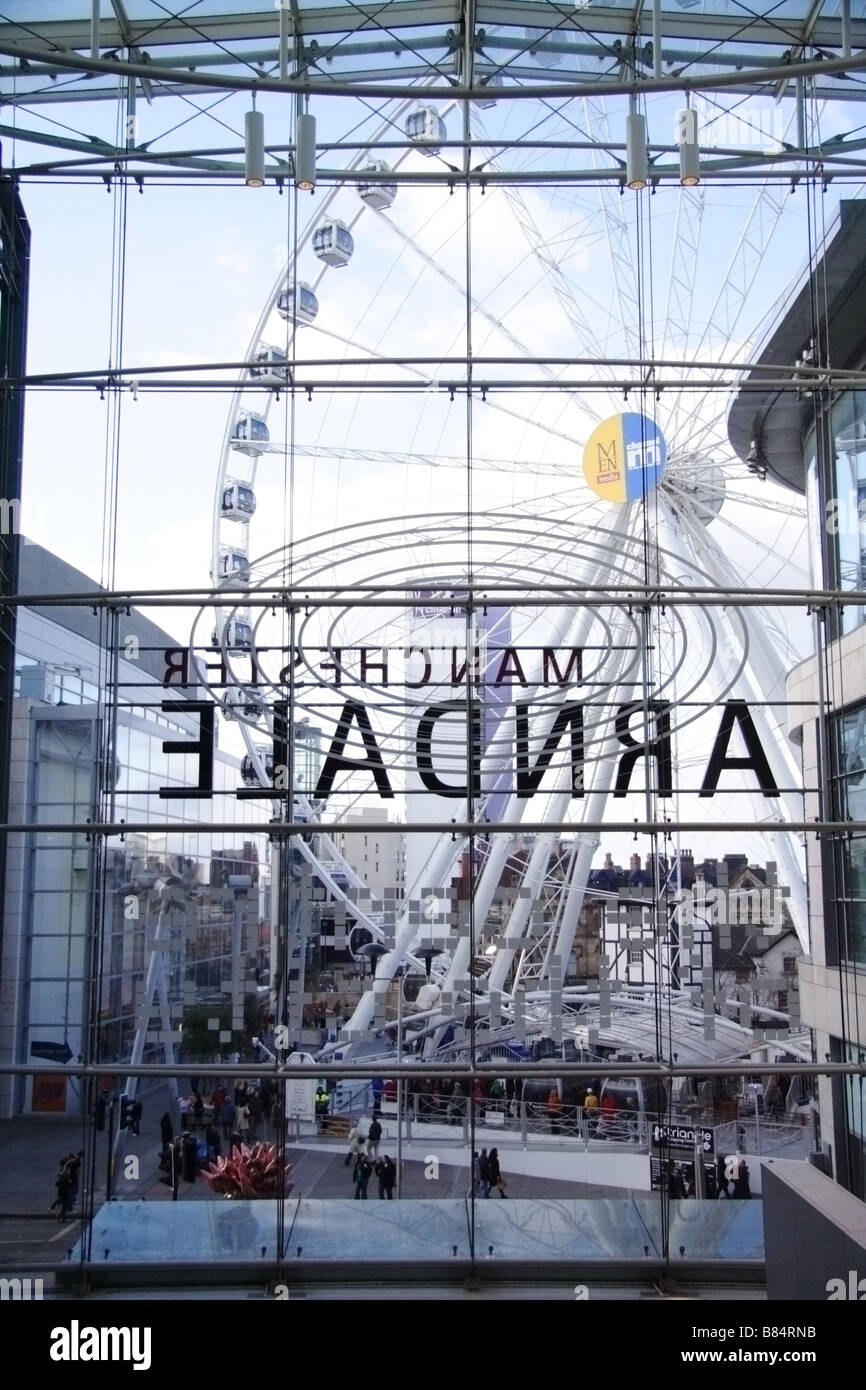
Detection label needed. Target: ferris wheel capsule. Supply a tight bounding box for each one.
[224,686,267,723]
[212,615,253,653]
[231,412,269,457]
[405,106,447,155]
[356,161,397,210]
[211,546,250,586]
[277,280,319,324]
[241,745,275,786]
[221,479,256,521]
[250,344,291,385]
[312,220,354,268]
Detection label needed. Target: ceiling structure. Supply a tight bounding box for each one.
[0,2,865,182]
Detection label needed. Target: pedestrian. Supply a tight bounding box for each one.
[367,1115,382,1160]
[353,1153,372,1199]
[375,1155,396,1199]
[583,1085,598,1135]
[192,1093,204,1132]
[129,1097,143,1137]
[766,1079,784,1122]
[236,1100,250,1140]
[450,1081,466,1125]
[260,1081,274,1133]
[547,1085,562,1135]
[160,1112,173,1147]
[220,1096,235,1140]
[205,1123,221,1161]
[479,1147,491,1197]
[179,1093,192,1130]
[371,1077,383,1116]
[51,1163,72,1221]
[247,1090,261,1141]
[487,1148,507,1197]
[181,1132,197,1183]
[716,1155,730,1198]
[732,1161,752,1199]
[471,1150,481,1196]
[345,1123,365,1166]
[65,1152,82,1209]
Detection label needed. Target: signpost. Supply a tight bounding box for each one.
[284,1051,317,1123]
[651,1122,714,1154]
[30,1040,72,1064]
[651,1122,716,1198]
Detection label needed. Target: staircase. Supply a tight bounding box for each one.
[319,1113,351,1138]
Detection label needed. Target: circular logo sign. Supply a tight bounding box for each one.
[582,412,667,503]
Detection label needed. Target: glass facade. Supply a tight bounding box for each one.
[5,3,866,1302]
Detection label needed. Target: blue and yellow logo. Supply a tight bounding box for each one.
[582,413,667,503]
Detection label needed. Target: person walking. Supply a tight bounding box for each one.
[220,1096,235,1141]
[376,1155,396,1199]
[583,1085,598,1135]
[205,1123,222,1161]
[487,1147,507,1197]
[160,1112,173,1148]
[345,1123,365,1166]
[315,1086,330,1128]
[236,1100,250,1141]
[260,1081,274,1135]
[51,1161,72,1221]
[479,1148,491,1198]
[353,1153,372,1199]
[367,1115,382,1160]
[547,1086,562,1135]
[64,1152,82,1210]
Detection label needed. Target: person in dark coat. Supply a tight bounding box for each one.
[65,1151,82,1208]
[479,1148,491,1197]
[732,1161,752,1199]
[487,1148,507,1197]
[129,1097,143,1136]
[51,1164,72,1221]
[205,1124,221,1160]
[375,1155,396,1199]
[353,1154,372,1199]
[160,1112,173,1147]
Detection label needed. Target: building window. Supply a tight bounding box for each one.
[831,705,866,964]
[826,390,866,633]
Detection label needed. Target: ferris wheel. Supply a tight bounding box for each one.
[202,84,818,1051]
